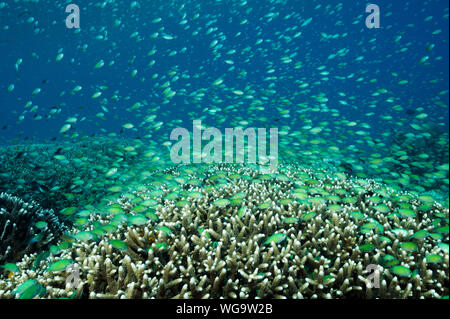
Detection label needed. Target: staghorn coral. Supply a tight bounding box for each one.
[0,164,448,299]
[0,193,66,264]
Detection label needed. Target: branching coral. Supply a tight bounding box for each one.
[0,164,448,299]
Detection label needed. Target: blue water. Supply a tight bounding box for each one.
[1,0,448,143]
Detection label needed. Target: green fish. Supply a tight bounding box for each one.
[46,259,74,272]
[263,233,287,245]
[108,240,128,251]
[1,263,20,273]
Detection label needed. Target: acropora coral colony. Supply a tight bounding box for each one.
[0,163,448,299]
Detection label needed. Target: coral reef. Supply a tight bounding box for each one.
[0,137,171,212]
[387,125,449,191]
[339,123,449,199]
[0,163,448,299]
[0,193,66,264]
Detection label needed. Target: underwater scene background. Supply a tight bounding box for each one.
[0,0,448,299]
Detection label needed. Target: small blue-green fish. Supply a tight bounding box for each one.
[46,259,74,272]
[1,263,20,273]
[263,233,287,245]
